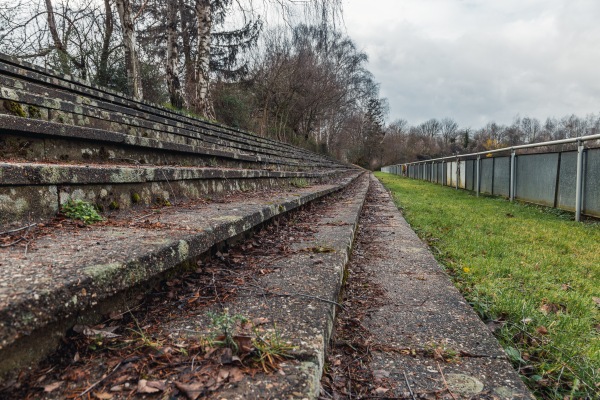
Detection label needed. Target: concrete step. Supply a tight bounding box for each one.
[0,160,354,229]
[0,171,364,376]
[0,115,343,170]
[0,56,336,165]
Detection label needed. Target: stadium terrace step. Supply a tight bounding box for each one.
[0,55,337,166]
[0,171,365,376]
[0,159,354,229]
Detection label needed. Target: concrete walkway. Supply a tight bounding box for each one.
[338,175,533,399]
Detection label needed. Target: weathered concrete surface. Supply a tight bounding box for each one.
[0,58,337,166]
[0,115,340,170]
[0,171,363,374]
[0,161,352,230]
[161,173,371,399]
[361,175,533,399]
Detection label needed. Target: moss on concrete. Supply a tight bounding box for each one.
[4,101,26,118]
[27,105,42,119]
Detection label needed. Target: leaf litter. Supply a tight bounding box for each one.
[0,194,334,399]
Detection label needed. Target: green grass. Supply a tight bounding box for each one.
[375,172,600,399]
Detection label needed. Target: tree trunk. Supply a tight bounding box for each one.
[115,0,143,100]
[97,0,114,86]
[166,0,183,108]
[178,0,194,108]
[193,0,214,119]
[45,0,70,74]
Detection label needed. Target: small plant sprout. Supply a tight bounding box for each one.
[252,326,295,372]
[207,309,249,353]
[61,199,103,224]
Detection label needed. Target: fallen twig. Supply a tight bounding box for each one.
[77,361,122,398]
[437,362,457,400]
[403,370,417,400]
[132,213,157,222]
[0,237,25,248]
[0,223,37,236]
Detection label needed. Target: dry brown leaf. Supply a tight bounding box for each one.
[43,381,63,393]
[93,391,113,399]
[252,317,269,326]
[536,326,549,335]
[593,297,600,307]
[137,379,166,393]
[217,368,230,383]
[375,387,389,394]
[229,367,244,383]
[234,335,254,353]
[176,382,205,400]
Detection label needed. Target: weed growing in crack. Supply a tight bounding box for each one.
[253,326,296,372]
[207,309,248,354]
[61,199,103,224]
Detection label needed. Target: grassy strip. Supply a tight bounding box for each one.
[374,172,600,399]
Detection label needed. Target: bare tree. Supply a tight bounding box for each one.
[440,117,458,144]
[419,118,441,138]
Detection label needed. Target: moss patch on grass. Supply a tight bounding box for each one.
[375,172,600,400]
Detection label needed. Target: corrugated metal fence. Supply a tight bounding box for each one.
[381,135,600,221]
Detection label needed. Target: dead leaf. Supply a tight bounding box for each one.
[43,381,63,393]
[93,391,113,399]
[310,246,335,253]
[176,382,205,400]
[74,324,120,339]
[536,326,548,335]
[540,302,565,315]
[234,335,254,353]
[137,379,166,393]
[593,297,600,307]
[374,387,389,394]
[373,370,390,379]
[252,317,269,326]
[229,367,244,383]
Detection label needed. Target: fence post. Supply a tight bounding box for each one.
[455,157,459,190]
[510,149,516,201]
[575,140,584,222]
[476,155,481,197]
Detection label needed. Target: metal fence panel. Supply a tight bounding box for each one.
[480,158,494,194]
[465,160,475,191]
[459,161,466,189]
[583,148,600,217]
[557,151,577,211]
[493,156,510,197]
[515,153,559,206]
[447,162,456,187]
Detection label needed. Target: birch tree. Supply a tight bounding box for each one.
[115,0,143,99]
[166,0,183,108]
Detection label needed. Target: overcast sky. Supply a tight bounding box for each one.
[341,0,600,128]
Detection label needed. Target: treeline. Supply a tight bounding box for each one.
[0,0,386,168]
[380,114,600,167]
